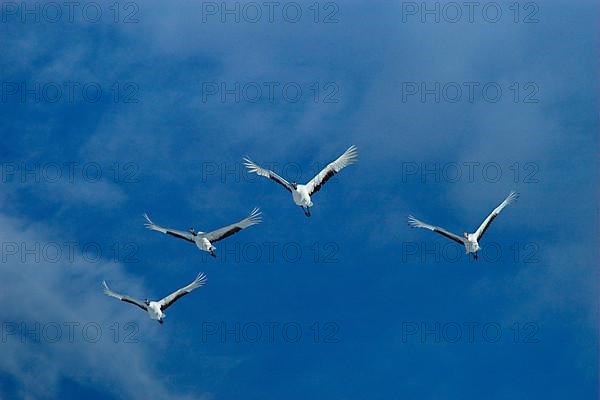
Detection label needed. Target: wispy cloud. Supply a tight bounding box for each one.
[0,212,200,399]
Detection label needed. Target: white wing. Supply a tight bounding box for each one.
[158,272,207,311]
[408,215,466,245]
[243,157,293,193]
[305,145,358,195]
[102,281,148,311]
[203,208,262,243]
[143,213,195,243]
[474,191,519,240]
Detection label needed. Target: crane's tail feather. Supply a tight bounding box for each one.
[340,145,359,167]
[245,207,262,225]
[505,191,519,205]
[190,272,207,290]
[243,157,269,177]
[143,213,161,231]
[408,215,431,229]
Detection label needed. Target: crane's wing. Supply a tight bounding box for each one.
[243,157,293,193]
[158,272,207,311]
[474,191,519,241]
[102,281,148,311]
[203,208,262,243]
[408,215,466,245]
[305,145,358,195]
[143,213,195,243]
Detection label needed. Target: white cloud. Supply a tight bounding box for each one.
[0,212,200,399]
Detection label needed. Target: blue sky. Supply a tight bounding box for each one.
[0,0,597,399]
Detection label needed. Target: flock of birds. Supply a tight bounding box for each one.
[102,145,519,323]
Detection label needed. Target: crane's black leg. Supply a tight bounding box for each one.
[306,208,311,217]
[473,253,479,261]
[158,319,164,325]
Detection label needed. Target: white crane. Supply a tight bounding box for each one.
[408,191,519,260]
[143,208,261,257]
[244,145,358,216]
[102,273,207,324]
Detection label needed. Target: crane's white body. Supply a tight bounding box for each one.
[292,185,313,207]
[464,233,481,254]
[147,301,165,321]
[196,235,216,253]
